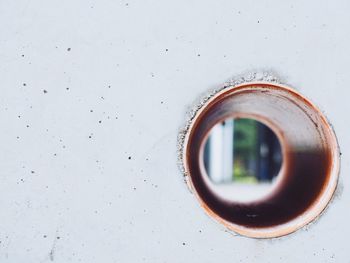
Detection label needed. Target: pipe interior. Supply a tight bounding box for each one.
[186,84,335,228]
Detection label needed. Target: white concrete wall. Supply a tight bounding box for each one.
[0,0,349,262]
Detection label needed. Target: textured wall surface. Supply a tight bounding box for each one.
[0,0,349,262]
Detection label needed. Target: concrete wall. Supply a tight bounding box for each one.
[0,0,349,262]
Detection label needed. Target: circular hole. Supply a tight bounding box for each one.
[183,82,340,238]
[202,117,283,203]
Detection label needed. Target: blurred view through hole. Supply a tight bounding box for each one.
[203,118,283,202]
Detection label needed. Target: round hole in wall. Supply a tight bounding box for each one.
[182,82,340,238]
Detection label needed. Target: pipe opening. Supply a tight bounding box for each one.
[183,82,339,238]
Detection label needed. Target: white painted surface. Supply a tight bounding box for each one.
[208,120,234,183]
[208,124,225,183]
[0,0,349,262]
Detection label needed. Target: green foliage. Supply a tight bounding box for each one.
[233,160,257,183]
[232,118,258,182]
[233,118,258,160]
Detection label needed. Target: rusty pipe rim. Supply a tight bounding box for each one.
[182,82,340,238]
